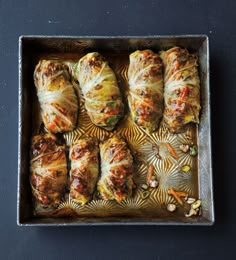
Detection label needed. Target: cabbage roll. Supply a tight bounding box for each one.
[34,60,79,133]
[73,52,124,131]
[30,134,67,208]
[128,50,164,132]
[97,136,134,202]
[160,47,201,133]
[69,138,99,205]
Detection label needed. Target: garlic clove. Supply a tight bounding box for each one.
[179,144,190,153]
[186,197,196,204]
[167,203,177,212]
[149,179,159,188]
[141,184,148,190]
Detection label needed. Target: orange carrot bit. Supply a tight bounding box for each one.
[177,86,188,106]
[176,73,182,80]
[48,122,56,131]
[96,114,111,124]
[166,143,178,160]
[180,86,188,100]
[168,188,188,205]
[175,191,188,197]
[174,63,179,71]
[146,164,154,185]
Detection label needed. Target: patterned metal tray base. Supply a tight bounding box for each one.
[32,53,198,218]
[18,36,214,225]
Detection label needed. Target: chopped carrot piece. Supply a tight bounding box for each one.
[48,122,56,131]
[146,164,154,185]
[168,188,182,205]
[176,73,181,80]
[168,188,188,205]
[96,114,111,124]
[166,143,178,160]
[177,86,188,106]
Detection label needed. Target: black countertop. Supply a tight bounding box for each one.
[0,0,235,259]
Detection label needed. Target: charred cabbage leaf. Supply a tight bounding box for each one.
[160,47,201,133]
[73,52,124,131]
[30,133,67,209]
[128,50,164,133]
[34,60,79,133]
[69,138,99,205]
[97,136,134,202]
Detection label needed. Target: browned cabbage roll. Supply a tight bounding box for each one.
[30,133,67,208]
[34,60,79,133]
[97,136,134,202]
[160,47,201,133]
[73,52,124,131]
[69,138,99,205]
[128,50,164,132]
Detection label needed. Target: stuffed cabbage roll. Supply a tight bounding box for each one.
[97,136,134,202]
[128,50,164,132]
[69,138,99,205]
[73,52,124,131]
[34,60,79,133]
[160,47,201,133]
[30,133,67,208]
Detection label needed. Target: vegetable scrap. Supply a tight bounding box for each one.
[146,165,159,188]
[181,165,191,173]
[140,164,159,199]
[152,144,162,160]
[179,144,190,153]
[168,187,202,217]
[141,191,150,200]
[141,184,148,190]
[186,197,196,204]
[167,188,188,205]
[185,208,199,217]
[146,164,154,185]
[166,143,178,160]
[190,145,198,156]
[167,203,177,212]
[180,143,198,157]
[185,199,202,217]
[192,200,201,209]
[149,179,159,188]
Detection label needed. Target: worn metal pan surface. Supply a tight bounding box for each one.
[18,35,213,226]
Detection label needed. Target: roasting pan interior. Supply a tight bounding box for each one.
[18,36,214,226]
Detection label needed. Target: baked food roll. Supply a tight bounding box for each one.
[128,50,164,132]
[160,47,201,133]
[69,138,99,205]
[97,136,134,202]
[73,52,124,131]
[30,134,67,208]
[34,60,79,133]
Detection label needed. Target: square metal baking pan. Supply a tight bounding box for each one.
[18,35,214,226]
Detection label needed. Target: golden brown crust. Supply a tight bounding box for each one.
[128,50,164,133]
[34,60,78,133]
[160,47,201,133]
[30,134,67,208]
[97,136,134,202]
[69,138,99,205]
[74,52,124,130]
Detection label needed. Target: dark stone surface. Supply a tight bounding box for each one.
[0,0,235,259]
